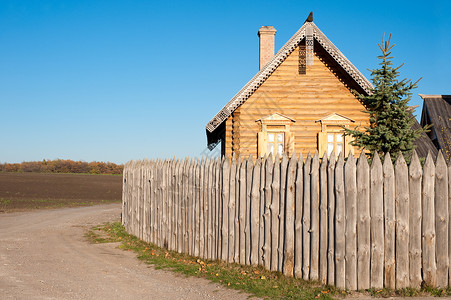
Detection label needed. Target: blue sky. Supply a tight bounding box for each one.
[1,0,449,164]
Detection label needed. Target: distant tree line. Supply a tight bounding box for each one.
[0,159,124,175]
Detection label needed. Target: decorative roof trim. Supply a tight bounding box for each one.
[256,112,296,123]
[315,113,355,123]
[419,94,451,99]
[206,22,373,133]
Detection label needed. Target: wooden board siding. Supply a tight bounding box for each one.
[223,44,369,158]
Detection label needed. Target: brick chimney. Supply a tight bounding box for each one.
[258,26,277,70]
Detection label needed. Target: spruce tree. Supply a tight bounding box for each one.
[344,33,427,159]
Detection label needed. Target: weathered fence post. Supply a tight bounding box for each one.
[448,159,451,287]
[319,151,328,285]
[344,152,357,290]
[423,152,437,287]
[250,157,261,266]
[334,154,345,289]
[234,156,241,263]
[228,154,237,263]
[283,152,297,276]
[370,152,384,289]
[279,154,288,271]
[383,153,395,289]
[435,150,448,287]
[239,156,247,265]
[357,152,370,290]
[259,156,266,266]
[271,155,280,271]
[294,153,304,278]
[302,153,312,279]
[409,150,422,288]
[263,154,273,270]
[310,151,320,281]
[395,153,409,289]
[221,156,230,261]
[245,156,254,265]
[327,152,336,286]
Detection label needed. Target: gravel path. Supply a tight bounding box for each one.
[0,204,252,299]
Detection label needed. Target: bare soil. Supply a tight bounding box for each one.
[0,204,253,299]
[0,173,122,212]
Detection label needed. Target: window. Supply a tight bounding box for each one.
[316,113,355,157]
[256,113,295,157]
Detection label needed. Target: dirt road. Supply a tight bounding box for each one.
[0,204,252,299]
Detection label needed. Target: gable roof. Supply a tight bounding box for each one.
[420,94,451,162]
[205,20,373,135]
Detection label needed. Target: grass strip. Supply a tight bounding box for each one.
[87,222,451,299]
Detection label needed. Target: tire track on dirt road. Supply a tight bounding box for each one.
[0,204,253,299]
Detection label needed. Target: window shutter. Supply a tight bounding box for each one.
[286,132,295,156]
[257,132,268,157]
[318,132,328,157]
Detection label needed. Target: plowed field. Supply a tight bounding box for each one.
[0,173,122,212]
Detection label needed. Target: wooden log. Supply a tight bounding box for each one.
[383,153,396,289]
[239,157,247,265]
[215,158,222,260]
[206,158,213,260]
[234,157,241,263]
[182,159,189,254]
[334,154,345,289]
[246,156,254,265]
[310,151,320,281]
[199,158,206,258]
[409,150,422,288]
[176,161,183,253]
[423,152,437,286]
[302,153,312,280]
[395,153,410,288]
[357,152,370,290]
[251,157,261,266]
[194,160,201,256]
[163,160,169,248]
[278,154,288,271]
[259,156,266,266]
[244,155,254,265]
[435,150,448,287]
[263,154,274,270]
[294,153,304,278]
[327,152,336,286]
[228,154,237,263]
[319,152,328,285]
[370,152,384,289]
[221,156,230,261]
[345,152,357,290]
[283,152,297,276]
[271,155,281,271]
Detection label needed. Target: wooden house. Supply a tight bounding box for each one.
[420,94,451,162]
[206,14,372,158]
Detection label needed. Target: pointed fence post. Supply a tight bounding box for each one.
[448,160,451,287]
[302,153,312,279]
[271,155,281,271]
[357,152,370,290]
[234,157,242,263]
[435,151,448,287]
[294,153,304,278]
[310,151,320,281]
[345,152,357,290]
[370,152,384,289]
[409,150,422,288]
[383,153,396,289]
[259,156,266,266]
[228,154,237,263]
[423,152,437,287]
[319,152,328,285]
[250,157,261,266]
[221,156,230,262]
[283,152,297,276]
[245,156,254,265]
[239,157,247,265]
[327,152,336,286]
[278,154,288,271]
[395,153,409,288]
[263,154,274,270]
[334,154,345,289]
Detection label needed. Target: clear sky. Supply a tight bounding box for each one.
[1,0,449,164]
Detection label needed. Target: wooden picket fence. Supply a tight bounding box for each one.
[121,150,450,290]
